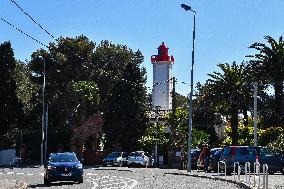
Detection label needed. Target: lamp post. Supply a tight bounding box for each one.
[39,56,47,166]
[181,3,196,172]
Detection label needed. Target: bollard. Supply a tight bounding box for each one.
[245,162,251,184]
[233,162,239,180]
[253,162,260,187]
[218,161,226,177]
[263,164,268,189]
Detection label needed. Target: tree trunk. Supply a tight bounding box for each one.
[243,107,248,126]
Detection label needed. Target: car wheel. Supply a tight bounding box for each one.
[44,177,51,186]
[78,178,83,184]
[119,161,123,167]
[144,162,148,168]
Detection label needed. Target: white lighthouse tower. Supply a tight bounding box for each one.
[151,42,174,111]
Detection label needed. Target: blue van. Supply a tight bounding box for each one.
[219,146,283,174]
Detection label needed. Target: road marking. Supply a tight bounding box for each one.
[27,173,34,176]
[7,172,14,174]
[39,173,44,176]
[86,173,98,176]
[16,173,25,175]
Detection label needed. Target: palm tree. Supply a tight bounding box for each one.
[203,62,252,145]
[248,36,284,125]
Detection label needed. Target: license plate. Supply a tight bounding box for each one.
[62,173,71,176]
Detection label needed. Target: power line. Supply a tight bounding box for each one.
[6,0,190,91]
[10,0,55,39]
[1,17,49,48]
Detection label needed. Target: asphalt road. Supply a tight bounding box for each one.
[0,166,249,189]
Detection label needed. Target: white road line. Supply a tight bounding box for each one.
[27,173,34,176]
[86,173,98,176]
[7,172,14,174]
[39,173,44,176]
[16,173,25,175]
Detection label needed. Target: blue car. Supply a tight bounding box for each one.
[44,152,83,186]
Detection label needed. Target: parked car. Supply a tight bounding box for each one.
[112,152,129,166]
[127,151,153,167]
[219,146,283,174]
[44,152,83,186]
[208,148,223,172]
[102,152,128,166]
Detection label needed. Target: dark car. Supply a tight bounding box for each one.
[219,146,283,174]
[102,152,128,166]
[44,152,83,186]
[208,148,223,172]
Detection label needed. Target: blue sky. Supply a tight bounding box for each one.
[1,0,283,96]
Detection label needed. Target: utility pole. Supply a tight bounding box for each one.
[155,106,160,167]
[253,82,258,146]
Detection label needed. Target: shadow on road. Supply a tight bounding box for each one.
[29,181,77,188]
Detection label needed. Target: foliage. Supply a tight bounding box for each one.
[248,35,284,125]
[203,62,253,145]
[223,117,284,147]
[0,41,24,148]
[267,133,284,153]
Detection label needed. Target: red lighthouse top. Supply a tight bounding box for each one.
[151,42,174,63]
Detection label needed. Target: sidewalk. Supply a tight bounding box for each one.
[0,179,27,189]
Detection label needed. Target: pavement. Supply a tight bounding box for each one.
[0,166,283,189]
[0,179,27,189]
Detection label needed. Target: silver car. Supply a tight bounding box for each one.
[127,151,153,167]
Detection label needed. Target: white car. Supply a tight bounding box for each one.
[127,151,153,167]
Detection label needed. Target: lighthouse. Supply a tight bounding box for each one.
[151,42,175,111]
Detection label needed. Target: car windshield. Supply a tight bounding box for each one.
[108,152,121,157]
[50,154,77,162]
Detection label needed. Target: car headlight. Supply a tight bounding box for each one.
[47,165,56,170]
[76,164,83,169]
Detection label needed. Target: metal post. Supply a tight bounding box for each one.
[155,106,160,167]
[263,164,268,189]
[253,82,258,146]
[245,162,251,184]
[40,56,47,166]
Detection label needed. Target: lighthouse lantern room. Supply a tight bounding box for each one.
[151,42,174,111]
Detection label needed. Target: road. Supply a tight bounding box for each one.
[0,166,248,189]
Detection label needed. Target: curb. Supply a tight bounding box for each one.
[164,172,253,189]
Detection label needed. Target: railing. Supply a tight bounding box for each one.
[233,162,240,181]
[254,162,261,188]
[262,164,268,189]
[245,162,251,184]
[217,161,226,176]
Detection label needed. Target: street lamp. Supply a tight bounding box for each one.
[39,56,48,166]
[181,3,196,172]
